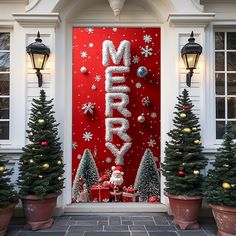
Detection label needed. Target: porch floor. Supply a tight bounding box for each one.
[6,213,217,236]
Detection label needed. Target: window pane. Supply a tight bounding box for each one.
[0,52,10,72]
[227,74,236,95]
[215,73,225,95]
[216,97,225,118]
[0,98,9,119]
[0,74,9,95]
[215,52,225,71]
[216,121,225,139]
[0,33,10,50]
[227,52,236,71]
[227,32,236,50]
[227,97,236,118]
[215,32,224,50]
[0,121,9,139]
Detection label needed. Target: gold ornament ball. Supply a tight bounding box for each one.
[38,119,45,124]
[42,163,49,170]
[222,182,231,189]
[38,175,43,179]
[29,159,34,163]
[183,128,191,133]
[194,139,200,144]
[192,127,197,131]
[231,184,235,188]
[57,160,62,165]
[0,166,5,172]
[193,170,200,175]
[29,132,33,136]
[180,113,186,118]
[58,176,62,181]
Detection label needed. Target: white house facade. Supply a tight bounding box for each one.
[0,0,236,213]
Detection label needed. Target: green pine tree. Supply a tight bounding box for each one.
[162,89,207,196]
[17,90,65,198]
[204,122,236,206]
[134,149,160,201]
[0,154,18,208]
[72,149,99,196]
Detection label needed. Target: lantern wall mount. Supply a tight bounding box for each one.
[26,32,50,87]
[181,31,202,87]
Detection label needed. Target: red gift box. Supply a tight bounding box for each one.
[122,192,139,202]
[124,186,137,194]
[90,184,110,202]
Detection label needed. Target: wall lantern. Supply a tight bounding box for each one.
[181,31,202,87]
[26,32,50,87]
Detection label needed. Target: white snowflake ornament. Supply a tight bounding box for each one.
[82,102,95,115]
[72,142,78,150]
[95,74,102,82]
[135,83,142,89]
[151,112,157,118]
[105,157,112,163]
[141,45,153,57]
[91,84,97,90]
[142,96,151,107]
[81,51,88,58]
[83,131,93,142]
[86,28,94,34]
[143,34,152,43]
[147,139,156,147]
[132,55,140,64]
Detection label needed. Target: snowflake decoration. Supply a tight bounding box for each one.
[77,154,82,160]
[105,157,112,163]
[143,34,152,43]
[112,28,118,32]
[72,142,78,150]
[147,139,156,147]
[89,43,94,48]
[132,55,140,64]
[141,45,153,57]
[86,28,94,34]
[151,112,157,118]
[82,102,95,115]
[135,83,142,89]
[142,96,151,107]
[91,84,97,90]
[81,51,88,58]
[95,74,102,82]
[83,131,93,142]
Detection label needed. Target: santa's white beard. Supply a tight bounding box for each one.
[110,175,123,186]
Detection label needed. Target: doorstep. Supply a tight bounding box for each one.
[64,203,168,213]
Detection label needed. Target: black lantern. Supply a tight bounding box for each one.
[26,32,50,87]
[181,31,202,87]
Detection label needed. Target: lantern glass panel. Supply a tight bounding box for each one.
[186,53,198,69]
[32,53,47,70]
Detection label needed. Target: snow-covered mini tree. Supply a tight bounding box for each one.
[134,149,160,201]
[72,149,99,200]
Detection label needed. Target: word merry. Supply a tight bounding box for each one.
[102,40,132,165]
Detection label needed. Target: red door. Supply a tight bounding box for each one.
[72,27,160,203]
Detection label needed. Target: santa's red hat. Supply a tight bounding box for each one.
[112,166,124,175]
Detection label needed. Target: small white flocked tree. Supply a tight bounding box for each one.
[72,149,99,200]
[134,149,160,201]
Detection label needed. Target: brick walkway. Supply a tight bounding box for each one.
[6,213,217,236]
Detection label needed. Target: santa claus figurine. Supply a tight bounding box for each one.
[109,166,124,202]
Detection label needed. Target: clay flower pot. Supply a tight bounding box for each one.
[210,205,236,236]
[167,194,202,230]
[20,193,59,231]
[0,203,16,236]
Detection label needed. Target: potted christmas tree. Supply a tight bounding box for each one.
[0,154,18,235]
[162,89,207,230]
[204,122,236,236]
[17,90,65,230]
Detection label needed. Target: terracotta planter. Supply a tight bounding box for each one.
[20,193,59,231]
[167,194,202,230]
[0,203,16,236]
[210,205,236,236]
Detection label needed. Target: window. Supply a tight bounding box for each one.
[0,32,10,140]
[215,31,236,139]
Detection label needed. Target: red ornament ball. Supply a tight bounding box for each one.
[41,141,48,146]
[184,105,190,110]
[178,170,185,176]
[79,177,83,182]
[148,196,160,203]
[72,197,77,203]
[23,160,29,165]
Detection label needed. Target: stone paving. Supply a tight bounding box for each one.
[6,213,217,236]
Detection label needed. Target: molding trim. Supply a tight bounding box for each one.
[168,13,215,27]
[12,13,61,28]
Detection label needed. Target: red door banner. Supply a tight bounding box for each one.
[72,27,160,203]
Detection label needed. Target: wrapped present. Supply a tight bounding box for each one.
[123,192,139,202]
[124,185,137,194]
[90,184,110,202]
